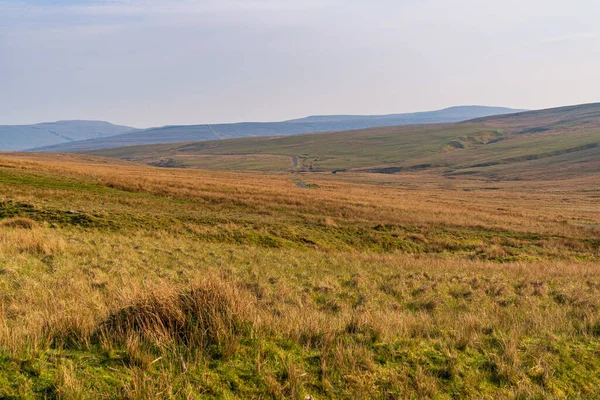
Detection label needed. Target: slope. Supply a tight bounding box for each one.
[0,152,599,398]
[35,106,523,152]
[285,105,522,124]
[0,120,136,151]
[88,102,600,180]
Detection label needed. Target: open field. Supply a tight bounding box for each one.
[89,103,600,181]
[0,153,599,398]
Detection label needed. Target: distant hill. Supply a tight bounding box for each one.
[0,121,137,151]
[285,106,522,124]
[86,102,600,181]
[34,106,524,152]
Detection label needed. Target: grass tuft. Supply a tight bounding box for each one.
[96,276,249,361]
[0,217,38,229]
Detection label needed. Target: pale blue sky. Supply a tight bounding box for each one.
[1,0,599,127]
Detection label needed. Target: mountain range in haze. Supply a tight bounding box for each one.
[0,106,524,152]
[0,121,137,151]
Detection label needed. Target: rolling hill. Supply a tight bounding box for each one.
[284,105,524,124]
[87,102,600,180]
[0,120,137,151]
[34,106,523,152]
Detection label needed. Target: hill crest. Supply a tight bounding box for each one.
[33,106,524,152]
[85,102,600,181]
[0,120,137,151]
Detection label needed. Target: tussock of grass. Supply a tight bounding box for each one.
[0,228,65,256]
[0,217,38,229]
[96,277,249,360]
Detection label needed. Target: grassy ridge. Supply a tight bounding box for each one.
[88,124,491,172]
[88,103,600,180]
[0,153,600,398]
[37,106,524,153]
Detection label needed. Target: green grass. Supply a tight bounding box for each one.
[3,231,600,398]
[148,154,293,172]
[0,165,596,259]
[1,154,600,398]
[89,124,491,171]
[88,103,600,181]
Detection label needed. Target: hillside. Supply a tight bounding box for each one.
[35,106,523,152]
[89,102,600,180]
[285,105,523,124]
[0,120,136,151]
[0,153,599,398]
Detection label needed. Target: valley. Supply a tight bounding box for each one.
[89,103,600,182]
[4,1,599,398]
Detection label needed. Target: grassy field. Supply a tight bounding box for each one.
[89,103,600,181]
[0,153,600,398]
[87,124,493,173]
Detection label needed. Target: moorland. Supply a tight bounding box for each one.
[91,103,600,181]
[34,106,522,153]
[0,103,599,398]
[0,143,599,398]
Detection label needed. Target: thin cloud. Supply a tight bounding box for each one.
[1,0,600,126]
[541,32,600,44]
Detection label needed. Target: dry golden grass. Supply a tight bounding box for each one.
[0,217,38,229]
[1,153,599,242]
[0,153,599,398]
[1,232,600,398]
[0,227,65,257]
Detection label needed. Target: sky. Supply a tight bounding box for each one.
[1,0,600,128]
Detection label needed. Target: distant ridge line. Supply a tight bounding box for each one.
[31,105,525,153]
